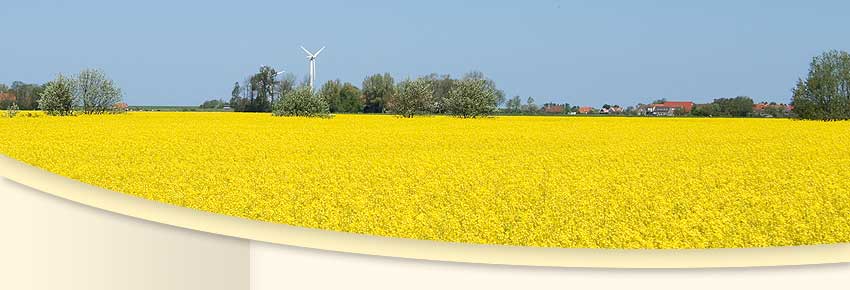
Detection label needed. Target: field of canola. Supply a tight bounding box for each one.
[2,112,849,249]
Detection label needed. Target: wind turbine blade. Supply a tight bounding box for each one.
[300,46,312,56]
[313,46,325,57]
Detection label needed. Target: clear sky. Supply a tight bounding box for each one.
[2,0,848,106]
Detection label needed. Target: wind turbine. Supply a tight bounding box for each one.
[300,45,325,90]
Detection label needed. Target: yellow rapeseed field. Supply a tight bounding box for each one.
[2,112,849,249]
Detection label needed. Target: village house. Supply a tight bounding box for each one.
[600,106,623,114]
[542,103,565,114]
[577,106,594,114]
[113,102,129,112]
[638,101,694,116]
[0,92,16,102]
[753,102,794,117]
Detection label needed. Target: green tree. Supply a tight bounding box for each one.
[792,50,850,120]
[362,73,395,113]
[390,78,433,117]
[421,74,455,113]
[39,74,76,116]
[445,78,499,118]
[231,82,240,99]
[248,66,277,112]
[337,82,362,113]
[714,96,754,117]
[320,80,362,113]
[6,81,44,110]
[691,103,720,117]
[277,73,297,100]
[506,96,522,113]
[229,82,245,111]
[0,83,11,110]
[200,99,225,109]
[237,77,253,111]
[75,69,123,114]
[320,79,343,113]
[273,86,330,117]
[524,97,538,113]
[463,71,504,107]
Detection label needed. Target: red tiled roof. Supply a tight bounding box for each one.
[658,101,694,113]
[754,103,794,111]
[0,92,16,102]
[543,104,565,113]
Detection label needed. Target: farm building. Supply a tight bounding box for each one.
[0,92,16,109]
[638,101,694,116]
[659,101,694,113]
[753,102,793,112]
[113,102,129,111]
[753,102,794,117]
[600,106,623,114]
[577,106,594,114]
[542,103,565,114]
[0,92,16,102]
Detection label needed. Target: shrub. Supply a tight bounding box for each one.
[691,103,720,117]
[39,74,76,116]
[272,86,330,117]
[7,103,18,118]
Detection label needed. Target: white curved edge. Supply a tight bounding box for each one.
[1,154,848,268]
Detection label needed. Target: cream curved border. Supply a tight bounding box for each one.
[1,154,848,268]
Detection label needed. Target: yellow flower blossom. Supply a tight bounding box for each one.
[1,112,848,249]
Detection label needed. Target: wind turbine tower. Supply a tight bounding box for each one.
[301,46,325,90]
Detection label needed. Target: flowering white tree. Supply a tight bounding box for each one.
[390,78,432,118]
[273,86,330,117]
[76,69,123,114]
[39,74,76,116]
[445,78,498,118]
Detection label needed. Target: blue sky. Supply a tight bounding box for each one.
[2,0,848,106]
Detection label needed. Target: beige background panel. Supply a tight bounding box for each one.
[0,178,250,290]
[2,154,849,268]
[251,241,850,290]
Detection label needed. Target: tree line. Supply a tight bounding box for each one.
[0,81,43,110]
[1,69,124,116]
[6,50,845,120]
[209,49,849,120]
[222,68,505,118]
[491,47,850,121]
